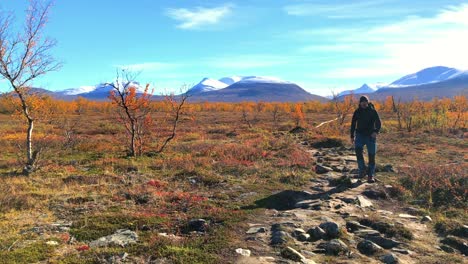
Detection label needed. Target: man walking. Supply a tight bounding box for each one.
[350,96,382,183]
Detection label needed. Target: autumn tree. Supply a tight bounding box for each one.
[451,95,467,129]
[153,89,189,154]
[0,0,61,174]
[108,70,153,157]
[291,103,305,127]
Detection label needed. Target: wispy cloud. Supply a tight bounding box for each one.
[166,4,233,30]
[284,0,409,18]
[299,3,468,78]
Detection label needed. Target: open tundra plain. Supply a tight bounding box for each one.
[0,98,466,264]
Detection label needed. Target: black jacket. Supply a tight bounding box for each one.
[350,105,381,138]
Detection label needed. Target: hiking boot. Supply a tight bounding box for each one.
[367,177,376,183]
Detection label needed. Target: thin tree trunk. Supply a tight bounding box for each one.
[26,117,34,165]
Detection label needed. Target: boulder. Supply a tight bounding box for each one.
[315,164,332,174]
[188,219,209,232]
[380,253,400,264]
[441,235,468,255]
[319,221,341,238]
[307,226,326,241]
[357,240,383,255]
[321,239,349,256]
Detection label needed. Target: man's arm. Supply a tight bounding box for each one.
[350,110,358,139]
[374,110,381,133]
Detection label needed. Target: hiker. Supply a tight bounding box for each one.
[350,95,381,183]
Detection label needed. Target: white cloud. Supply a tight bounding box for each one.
[284,0,409,18]
[166,4,233,30]
[300,3,468,78]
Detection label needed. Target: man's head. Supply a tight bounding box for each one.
[359,96,369,108]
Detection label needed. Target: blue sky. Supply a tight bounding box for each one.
[1,0,468,96]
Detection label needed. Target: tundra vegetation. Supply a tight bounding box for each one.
[0,94,466,263]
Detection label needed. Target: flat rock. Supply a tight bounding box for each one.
[236,248,251,257]
[356,195,373,208]
[441,235,468,255]
[90,229,138,248]
[280,246,306,262]
[346,220,369,232]
[354,229,381,237]
[315,164,333,174]
[292,228,306,237]
[365,235,401,249]
[295,200,322,209]
[392,248,412,255]
[398,214,418,220]
[247,227,267,234]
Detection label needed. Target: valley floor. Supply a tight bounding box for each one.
[0,111,466,263]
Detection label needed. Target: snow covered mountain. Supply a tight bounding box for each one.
[187,76,327,102]
[338,83,387,97]
[337,66,468,101]
[188,75,294,94]
[57,81,143,100]
[187,78,228,94]
[389,66,467,87]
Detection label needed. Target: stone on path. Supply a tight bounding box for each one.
[365,235,401,249]
[318,239,348,256]
[357,240,383,255]
[441,235,468,255]
[281,246,316,263]
[380,253,400,264]
[354,229,381,237]
[247,227,267,234]
[319,221,341,238]
[307,226,326,241]
[421,215,432,223]
[398,214,418,220]
[315,164,333,174]
[356,195,373,208]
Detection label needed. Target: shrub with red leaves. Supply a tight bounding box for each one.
[147,179,163,188]
[76,245,90,251]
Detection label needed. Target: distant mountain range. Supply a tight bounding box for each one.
[2,66,466,102]
[337,66,468,101]
[186,76,327,102]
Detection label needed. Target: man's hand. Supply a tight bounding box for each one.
[371,132,377,139]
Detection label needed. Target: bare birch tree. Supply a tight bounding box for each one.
[0,0,61,174]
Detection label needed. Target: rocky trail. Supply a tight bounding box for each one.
[235,144,467,263]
